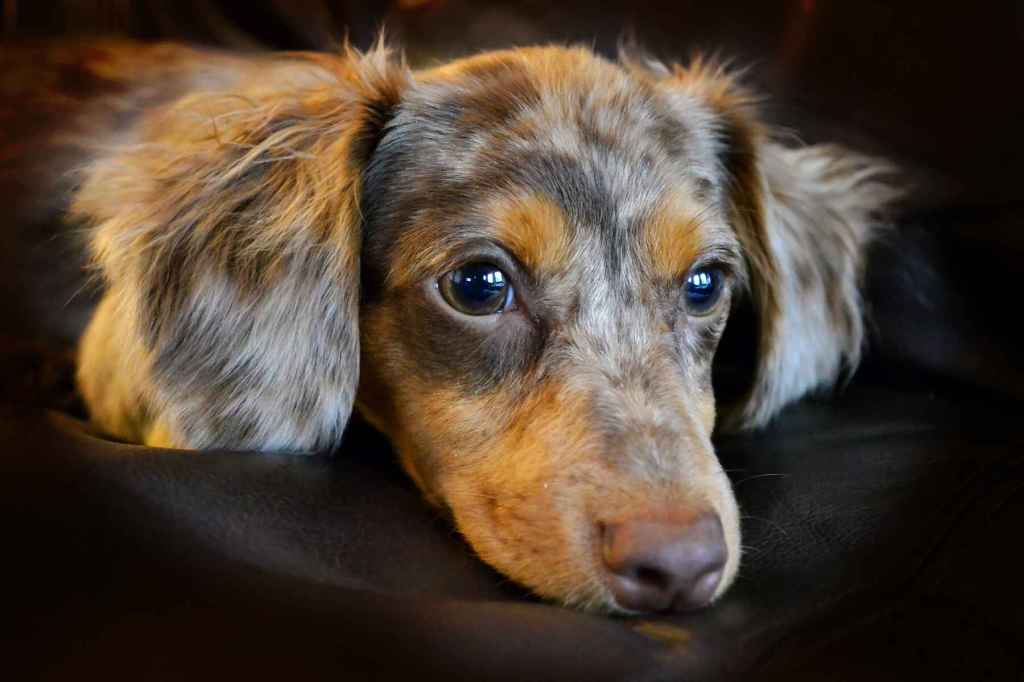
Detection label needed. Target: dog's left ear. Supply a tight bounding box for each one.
[74,45,408,450]
[629,54,902,429]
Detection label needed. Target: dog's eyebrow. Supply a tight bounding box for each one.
[643,188,742,280]
[486,192,572,274]
[692,240,745,276]
[386,192,573,289]
[388,228,523,289]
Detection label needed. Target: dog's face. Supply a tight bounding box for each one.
[357,49,744,611]
[74,44,897,613]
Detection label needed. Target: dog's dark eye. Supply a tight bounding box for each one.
[684,266,724,316]
[440,263,512,316]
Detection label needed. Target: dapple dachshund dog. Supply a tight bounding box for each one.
[65,39,899,613]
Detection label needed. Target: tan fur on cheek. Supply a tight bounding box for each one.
[430,380,614,610]
[365,363,609,608]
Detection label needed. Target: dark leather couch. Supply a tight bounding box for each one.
[3,2,1022,679]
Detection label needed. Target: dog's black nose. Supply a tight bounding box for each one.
[601,513,726,612]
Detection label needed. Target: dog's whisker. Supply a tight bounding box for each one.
[739,515,792,540]
[733,472,789,487]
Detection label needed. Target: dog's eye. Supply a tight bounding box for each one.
[439,263,513,316]
[684,266,724,316]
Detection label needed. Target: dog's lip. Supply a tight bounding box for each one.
[592,520,649,615]
[588,518,625,612]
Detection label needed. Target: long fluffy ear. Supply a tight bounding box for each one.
[632,53,902,430]
[74,44,408,451]
[729,140,901,428]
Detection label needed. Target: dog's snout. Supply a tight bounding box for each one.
[600,513,726,613]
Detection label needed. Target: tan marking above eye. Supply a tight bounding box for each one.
[385,193,572,291]
[643,188,708,279]
[487,193,573,274]
[643,188,739,282]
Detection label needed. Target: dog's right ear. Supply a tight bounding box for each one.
[621,49,900,431]
[74,44,408,451]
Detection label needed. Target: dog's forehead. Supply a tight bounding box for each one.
[365,47,732,293]
[411,48,724,206]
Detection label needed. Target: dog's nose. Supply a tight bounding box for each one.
[601,513,726,612]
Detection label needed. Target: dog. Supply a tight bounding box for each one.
[70,40,899,614]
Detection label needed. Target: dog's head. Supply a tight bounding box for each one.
[74,43,898,613]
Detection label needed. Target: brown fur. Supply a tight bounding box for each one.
[643,188,740,282]
[68,40,900,612]
[489,194,573,275]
